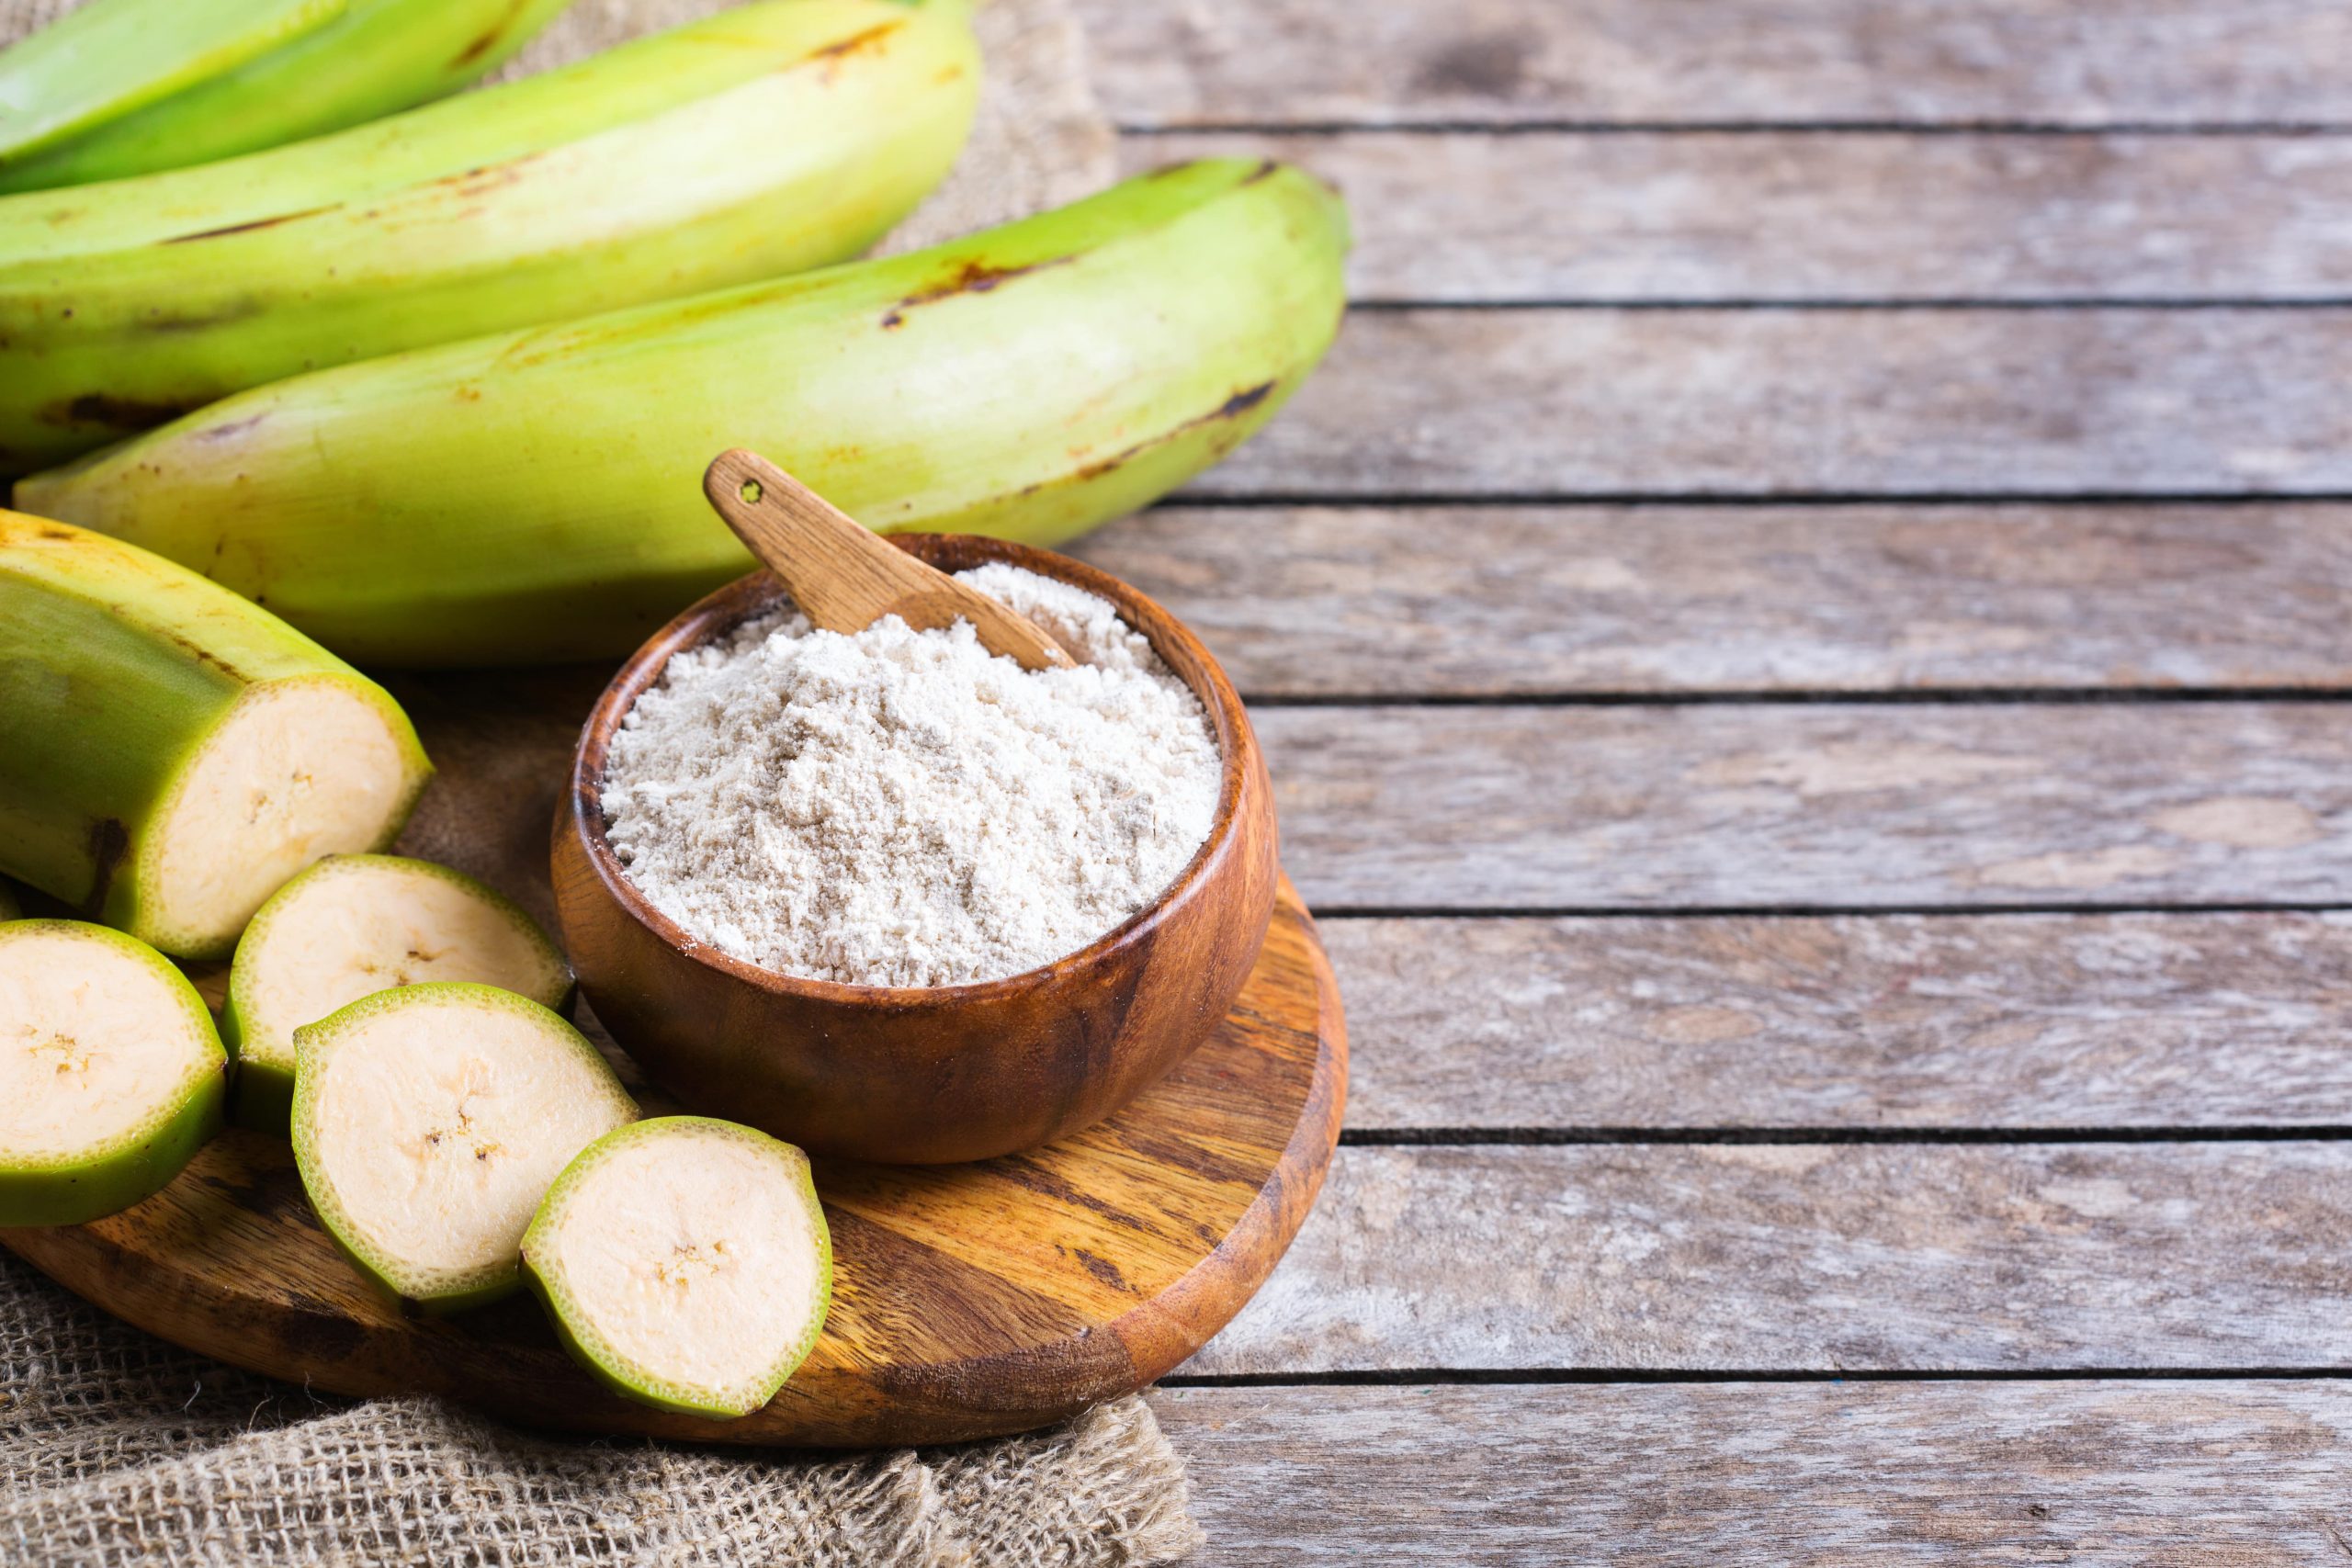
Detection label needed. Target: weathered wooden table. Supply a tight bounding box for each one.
[1062,1,2352,1559]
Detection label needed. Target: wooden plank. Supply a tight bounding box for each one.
[1325,912,2352,1130]
[1150,1382,2352,1565]
[1182,1144,2352,1373]
[1193,309,2352,497]
[1126,132,2352,301]
[1074,504,2352,695]
[1077,0,2352,128]
[1258,703,2352,909]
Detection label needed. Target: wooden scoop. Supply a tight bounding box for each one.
[703,448,1076,671]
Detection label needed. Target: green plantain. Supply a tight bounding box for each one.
[17,160,1351,667]
[0,511,431,958]
[0,0,979,473]
[0,0,574,193]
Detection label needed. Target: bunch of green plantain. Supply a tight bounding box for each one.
[2,1,1351,669]
[0,0,981,470]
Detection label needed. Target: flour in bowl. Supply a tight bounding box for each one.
[599,564,1222,987]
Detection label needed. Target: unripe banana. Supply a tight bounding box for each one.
[19,160,1352,668]
[0,513,432,958]
[0,0,574,193]
[0,0,347,169]
[0,0,979,473]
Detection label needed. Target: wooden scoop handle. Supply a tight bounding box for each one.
[702,449,1075,671]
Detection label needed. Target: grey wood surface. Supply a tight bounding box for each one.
[1148,1383,2352,1565]
[1069,0,2352,1552]
[1324,913,2352,1130]
[1075,0,2352,127]
[1072,503,2352,695]
[1260,703,2352,909]
[1184,1143,2352,1373]
[1127,133,2352,301]
[1188,309,2352,497]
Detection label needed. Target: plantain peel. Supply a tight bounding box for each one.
[18,159,1351,667]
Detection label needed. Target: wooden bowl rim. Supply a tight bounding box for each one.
[566,533,1261,1008]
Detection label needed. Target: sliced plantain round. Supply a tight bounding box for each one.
[522,1116,832,1419]
[225,855,572,1133]
[290,982,634,1313]
[0,919,226,1226]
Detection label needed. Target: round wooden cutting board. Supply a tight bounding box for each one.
[0,878,1344,1449]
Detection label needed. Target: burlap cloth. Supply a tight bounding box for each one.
[0,4,1200,1563]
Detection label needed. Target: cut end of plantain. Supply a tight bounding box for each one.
[0,919,226,1226]
[290,983,635,1312]
[1,513,433,962]
[522,1117,832,1419]
[225,855,572,1132]
[140,676,425,959]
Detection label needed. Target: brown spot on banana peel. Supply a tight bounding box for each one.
[431,153,543,198]
[1071,381,1278,481]
[195,413,269,444]
[807,20,902,70]
[449,0,537,68]
[879,255,1078,329]
[161,205,337,244]
[134,298,266,333]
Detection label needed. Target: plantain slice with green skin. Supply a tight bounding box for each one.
[19,159,1351,667]
[0,0,574,195]
[224,855,573,1134]
[0,919,227,1226]
[0,0,979,473]
[0,513,432,960]
[291,983,635,1313]
[522,1117,832,1419]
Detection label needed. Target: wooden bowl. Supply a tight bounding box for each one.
[552,535,1278,1165]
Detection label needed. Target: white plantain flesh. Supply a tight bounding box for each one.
[522,1116,831,1418]
[0,919,227,1225]
[291,982,635,1312]
[0,512,432,959]
[224,855,572,1133]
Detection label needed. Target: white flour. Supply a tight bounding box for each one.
[600,564,1222,987]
